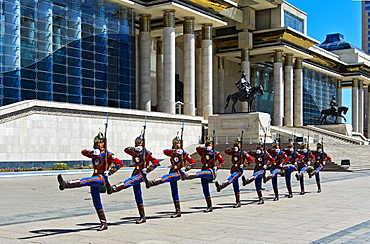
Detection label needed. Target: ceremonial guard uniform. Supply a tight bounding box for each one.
[242,142,275,204]
[106,135,160,224]
[265,141,290,201]
[145,136,196,218]
[283,143,304,198]
[57,132,123,231]
[296,143,316,195]
[310,143,331,193]
[215,139,253,208]
[186,139,225,212]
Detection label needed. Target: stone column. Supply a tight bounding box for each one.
[352,78,359,132]
[336,81,343,123]
[183,17,196,116]
[196,35,203,116]
[273,50,284,126]
[293,57,303,126]
[250,66,256,111]
[156,38,164,112]
[202,24,213,119]
[218,57,225,113]
[139,15,152,111]
[241,48,250,112]
[163,10,176,114]
[284,53,294,127]
[358,80,364,134]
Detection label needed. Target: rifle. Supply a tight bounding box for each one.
[180,118,185,163]
[104,112,109,171]
[307,131,310,151]
[142,116,147,168]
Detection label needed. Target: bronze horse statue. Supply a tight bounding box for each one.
[225,84,264,113]
[319,106,348,124]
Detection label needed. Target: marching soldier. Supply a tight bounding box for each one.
[296,142,316,195]
[185,138,225,212]
[265,141,290,201]
[145,135,196,218]
[57,131,123,231]
[215,138,253,208]
[242,142,275,204]
[283,142,304,198]
[310,142,331,193]
[106,134,160,224]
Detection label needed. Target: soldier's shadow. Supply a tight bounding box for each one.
[18,225,98,240]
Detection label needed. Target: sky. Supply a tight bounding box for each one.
[285,0,363,124]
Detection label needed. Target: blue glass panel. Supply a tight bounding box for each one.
[95,80,106,89]
[37,58,52,71]
[54,93,67,102]
[82,96,94,105]
[95,53,106,63]
[120,84,129,93]
[82,88,94,96]
[54,64,66,74]
[53,54,66,64]
[95,45,107,54]
[69,40,81,49]
[68,95,80,103]
[68,66,81,76]
[37,71,52,82]
[95,98,106,106]
[96,72,106,80]
[82,69,94,78]
[68,76,81,86]
[4,98,19,105]
[82,51,94,60]
[108,74,118,82]
[68,85,80,95]
[108,65,118,73]
[53,74,66,84]
[95,63,106,71]
[68,57,81,67]
[82,78,94,87]
[67,47,80,58]
[82,42,94,51]
[21,89,36,99]
[108,91,118,99]
[4,76,19,88]
[95,89,106,98]
[21,79,36,89]
[37,81,52,91]
[37,92,52,101]
[54,84,66,93]
[108,82,118,90]
[120,92,129,100]
[21,69,36,79]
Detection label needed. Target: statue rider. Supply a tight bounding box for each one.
[329,95,338,114]
[235,71,251,94]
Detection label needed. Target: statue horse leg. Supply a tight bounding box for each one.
[231,98,237,113]
[339,115,347,122]
[225,94,231,110]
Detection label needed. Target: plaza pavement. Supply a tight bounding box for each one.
[1,168,370,244]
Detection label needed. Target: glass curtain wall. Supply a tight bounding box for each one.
[0,0,136,108]
[254,63,274,122]
[302,67,337,125]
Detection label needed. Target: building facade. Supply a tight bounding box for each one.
[1,0,370,137]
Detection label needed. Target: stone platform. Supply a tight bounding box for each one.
[208,112,272,144]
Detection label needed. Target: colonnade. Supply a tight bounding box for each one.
[137,10,214,119]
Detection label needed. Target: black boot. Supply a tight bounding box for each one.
[242,176,254,186]
[233,192,241,208]
[317,181,321,193]
[287,186,293,198]
[107,181,126,195]
[204,196,213,213]
[136,204,146,224]
[300,182,305,195]
[58,174,80,191]
[215,181,229,192]
[257,190,264,205]
[145,178,162,189]
[171,200,181,218]
[97,209,108,231]
[273,187,279,201]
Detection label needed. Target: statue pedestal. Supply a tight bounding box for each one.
[208,112,272,144]
[316,124,352,136]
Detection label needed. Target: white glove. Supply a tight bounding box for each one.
[276,149,280,153]
[239,164,244,169]
[206,146,213,151]
[307,162,311,166]
[322,162,326,166]
[233,147,239,152]
[176,149,183,154]
[134,146,143,152]
[93,149,100,156]
[142,168,148,174]
[213,166,218,172]
[256,149,261,154]
[104,170,111,177]
[180,167,186,173]
[263,164,267,170]
[279,163,283,168]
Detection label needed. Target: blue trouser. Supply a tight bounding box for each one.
[80,175,107,211]
[299,166,307,184]
[194,170,214,197]
[253,170,264,191]
[117,174,145,205]
[159,171,185,202]
[314,166,323,182]
[284,164,295,187]
[269,168,281,188]
[226,171,243,192]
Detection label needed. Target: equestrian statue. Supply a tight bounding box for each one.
[225,72,264,113]
[319,95,348,124]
